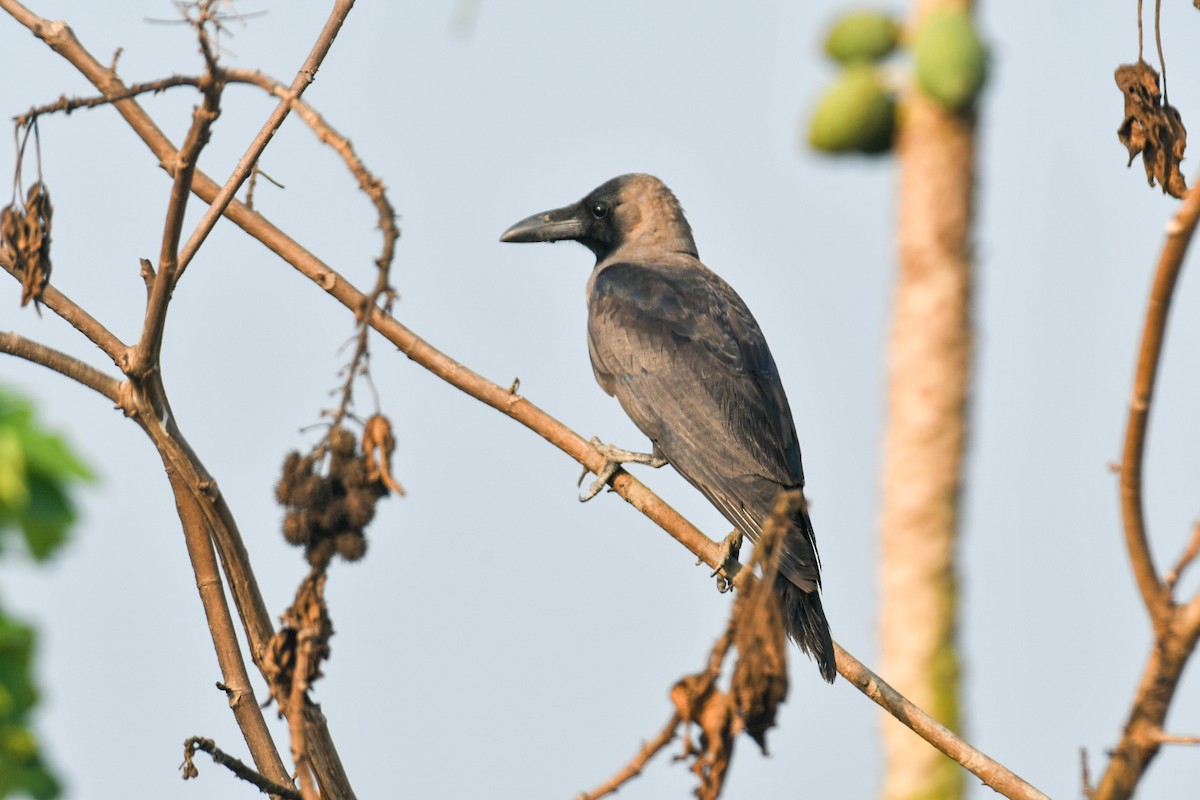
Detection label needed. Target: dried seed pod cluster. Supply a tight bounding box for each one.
[276,426,388,568]
[1,182,53,310]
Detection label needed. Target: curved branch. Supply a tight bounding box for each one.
[0,330,120,402]
[1094,173,1200,800]
[1119,173,1200,623]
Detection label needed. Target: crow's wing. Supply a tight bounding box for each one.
[587,260,819,589]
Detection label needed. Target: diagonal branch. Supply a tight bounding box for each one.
[0,247,129,366]
[129,36,221,380]
[836,644,1048,800]
[162,469,292,790]
[174,0,356,283]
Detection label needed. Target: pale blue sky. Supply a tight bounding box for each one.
[3,2,1200,798]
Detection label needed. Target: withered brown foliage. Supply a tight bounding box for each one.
[1,181,53,310]
[729,490,794,753]
[670,672,736,800]
[581,493,799,800]
[1116,60,1188,198]
[729,581,789,753]
[263,571,333,713]
[362,413,405,496]
[275,425,391,569]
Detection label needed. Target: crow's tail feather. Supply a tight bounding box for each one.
[774,574,836,683]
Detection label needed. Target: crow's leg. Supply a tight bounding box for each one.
[578,437,668,502]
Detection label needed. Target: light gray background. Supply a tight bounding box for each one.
[2,2,1199,797]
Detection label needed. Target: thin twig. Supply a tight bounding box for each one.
[1153,733,1200,745]
[1137,0,1143,62]
[182,736,301,800]
[174,0,357,283]
[14,75,203,127]
[129,17,223,380]
[1164,521,1200,592]
[576,714,681,800]
[1154,0,1166,100]
[221,65,398,435]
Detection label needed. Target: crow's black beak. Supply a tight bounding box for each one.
[500,202,588,243]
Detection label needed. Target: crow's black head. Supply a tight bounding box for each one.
[500,173,697,263]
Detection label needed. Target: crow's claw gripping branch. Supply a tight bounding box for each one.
[711,529,744,593]
[578,436,668,502]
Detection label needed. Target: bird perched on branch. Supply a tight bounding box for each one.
[501,174,834,682]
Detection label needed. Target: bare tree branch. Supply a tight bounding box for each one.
[182,736,302,800]
[0,330,120,402]
[0,247,129,366]
[576,714,681,800]
[128,5,223,380]
[174,0,357,283]
[15,75,204,127]
[1095,170,1200,800]
[835,644,1048,800]
[1118,168,1200,624]
[1,4,360,796]
[163,469,292,789]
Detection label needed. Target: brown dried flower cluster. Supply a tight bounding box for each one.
[275,425,390,568]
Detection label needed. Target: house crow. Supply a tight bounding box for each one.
[501,174,835,682]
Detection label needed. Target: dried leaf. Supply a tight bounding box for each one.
[1,182,53,311]
[670,675,736,800]
[263,571,333,713]
[362,413,405,495]
[730,583,789,753]
[1115,60,1189,198]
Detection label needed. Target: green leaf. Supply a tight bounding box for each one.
[0,432,29,512]
[0,616,36,721]
[18,478,73,563]
[0,387,94,562]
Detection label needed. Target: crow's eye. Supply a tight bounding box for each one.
[590,203,610,219]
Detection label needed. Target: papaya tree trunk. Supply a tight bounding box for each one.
[879,1,976,798]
